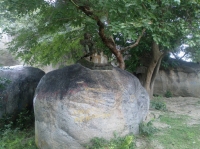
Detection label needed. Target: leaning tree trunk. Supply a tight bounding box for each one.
[70,2,145,70]
[144,41,165,98]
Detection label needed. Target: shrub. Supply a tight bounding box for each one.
[0,109,37,149]
[0,77,11,89]
[0,115,14,132]
[85,133,135,149]
[0,127,37,149]
[139,121,158,137]
[150,96,167,111]
[165,90,172,98]
[16,109,34,130]
[0,109,34,132]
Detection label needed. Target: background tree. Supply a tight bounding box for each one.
[0,0,200,97]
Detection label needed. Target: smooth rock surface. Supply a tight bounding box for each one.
[34,64,149,149]
[0,65,45,118]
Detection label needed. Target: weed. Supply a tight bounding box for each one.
[165,90,172,98]
[150,96,167,111]
[159,114,188,126]
[0,127,37,149]
[0,109,34,131]
[0,109,37,149]
[0,115,14,132]
[139,121,158,137]
[85,133,135,149]
[16,109,35,130]
[0,77,10,89]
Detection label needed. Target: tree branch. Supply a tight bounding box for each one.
[70,0,79,8]
[150,52,167,88]
[178,52,188,60]
[171,52,179,59]
[121,28,146,53]
[69,1,120,50]
[69,0,125,69]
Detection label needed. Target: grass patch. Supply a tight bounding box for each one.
[84,134,135,149]
[0,127,37,149]
[151,114,200,149]
[159,114,188,126]
[0,109,37,149]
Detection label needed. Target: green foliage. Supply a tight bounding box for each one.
[16,109,35,130]
[0,75,11,112]
[0,109,34,132]
[0,127,37,149]
[165,90,172,98]
[161,61,170,70]
[150,96,167,111]
[0,0,199,67]
[0,115,13,131]
[125,35,152,72]
[0,77,10,89]
[0,109,37,149]
[85,134,135,149]
[139,121,158,137]
[155,114,200,149]
[161,55,179,70]
[0,67,11,90]
[140,113,200,149]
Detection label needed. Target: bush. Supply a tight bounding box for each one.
[150,96,167,111]
[0,109,34,132]
[85,133,135,149]
[16,109,35,130]
[0,109,37,149]
[165,90,172,98]
[0,77,11,89]
[0,127,37,149]
[139,121,158,137]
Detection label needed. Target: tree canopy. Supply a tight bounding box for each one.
[0,0,199,63]
[0,0,200,96]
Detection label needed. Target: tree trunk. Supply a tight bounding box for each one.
[73,3,145,70]
[144,41,164,98]
[74,5,126,70]
[96,20,126,69]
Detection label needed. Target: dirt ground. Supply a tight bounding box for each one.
[148,97,200,124]
[135,97,200,149]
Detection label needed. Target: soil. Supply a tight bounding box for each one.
[164,97,200,118]
[148,97,200,124]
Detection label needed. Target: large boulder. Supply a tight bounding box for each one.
[34,64,149,149]
[154,60,200,97]
[0,65,45,118]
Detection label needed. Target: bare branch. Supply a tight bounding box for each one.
[171,52,179,59]
[178,52,188,60]
[121,28,146,53]
[69,1,125,69]
[70,2,117,52]
[172,51,188,60]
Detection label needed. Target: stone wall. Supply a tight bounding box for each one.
[154,60,200,97]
